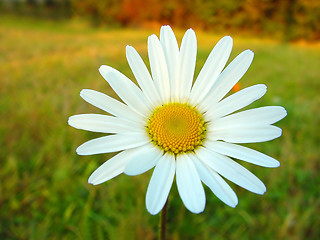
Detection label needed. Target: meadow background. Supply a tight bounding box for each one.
[1,1,320,239]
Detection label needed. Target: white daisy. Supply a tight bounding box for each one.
[68,26,287,215]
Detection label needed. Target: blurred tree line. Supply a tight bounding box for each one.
[0,0,72,18]
[1,0,319,41]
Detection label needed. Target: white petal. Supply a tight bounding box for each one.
[176,154,206,213]
[179,29,197,101]
[205,84,267,121]
[190,36,233,104]
[148,34,170,103]
[80,89,142,123]
[197,147,266,194]
[213,106,287,128]
[146,154,175,215]
[205,141,280,168]
[99,65,151,116]
[124,143,163,176]
[68,114,142,134]
[160,26,180,101]
[76,133,149,155]
[88,148,139,185]
[191,154,238,207]
[208,125,282,143]
[126,46,161,106]
[201,50,254,111]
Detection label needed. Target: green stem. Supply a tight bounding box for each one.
[159,198,169,240]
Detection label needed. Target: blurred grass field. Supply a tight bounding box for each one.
[1,15,320,240]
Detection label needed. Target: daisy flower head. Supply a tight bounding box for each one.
[68,26,287,215]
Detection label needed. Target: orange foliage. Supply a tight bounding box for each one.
[232,83,241,92]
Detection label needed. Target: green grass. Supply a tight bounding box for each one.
[1,15,320,240]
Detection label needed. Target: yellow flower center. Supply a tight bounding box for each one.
[146,102,206,155]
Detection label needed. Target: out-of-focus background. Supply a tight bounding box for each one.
[1,0,319,239]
